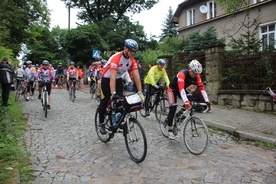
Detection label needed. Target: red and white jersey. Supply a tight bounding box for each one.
[101,51,138,79]
[66,67,79,78]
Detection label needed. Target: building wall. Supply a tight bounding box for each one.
[176,0,276,47]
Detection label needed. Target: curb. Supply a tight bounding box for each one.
[204,120,276,144]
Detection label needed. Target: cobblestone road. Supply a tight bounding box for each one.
[23,87,276,184]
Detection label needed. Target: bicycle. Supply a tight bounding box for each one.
[159,102,209,155]
[139,85,167,123]
[41,80,51,118]
[94,93,147,163]
[68,80,76,102]
[56,75,64,89]
[15,78,27,101]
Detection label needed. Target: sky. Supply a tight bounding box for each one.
[47,0,184,37]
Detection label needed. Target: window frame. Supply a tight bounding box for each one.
[207,0,216,19]
[259,22,276,50]
[187,8,195,26]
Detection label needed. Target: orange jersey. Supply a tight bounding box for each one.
[66,67,79,78]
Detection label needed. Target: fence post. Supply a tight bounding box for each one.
[204,44,225,103]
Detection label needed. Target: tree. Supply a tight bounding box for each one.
[64,24,109,66]
[160,6,178,41]
[215,0,248,14]
[61,0,159,24]
[0,0,50,55]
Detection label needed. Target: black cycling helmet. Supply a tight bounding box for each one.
[26,60,32,65]
[125,39,138,51]
[69,61,75,65]
[42,60,49,65]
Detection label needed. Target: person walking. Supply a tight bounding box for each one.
[0,57,14,106]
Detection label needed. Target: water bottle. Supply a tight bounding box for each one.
[111,111,116,127]
[115,112,122,124]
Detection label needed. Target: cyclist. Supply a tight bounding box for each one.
[35,60,55,109]
[55,63,64,86]
[98,39,144,134]
[24,60,36,100]
[165,59,211,140]
[66,61,79,92]
[15,64,25,91]
[95,59,107,98]
[144,59,170,116]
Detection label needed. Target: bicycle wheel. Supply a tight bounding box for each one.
[139,95,152,117]
[43,92,48,117]
[23,87,27,100]
[15,84,22,101]
[90,83,96,98]
[95,95,100,105]
[159,107,170,138]
[183,117,209,155]
[124,117,147,163]
[154,97,167,123]
[71,86,75,102]
[94,108,112,143]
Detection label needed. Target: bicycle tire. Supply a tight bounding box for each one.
[159,107,170,138]
[15,84,22,101]
[71,86,75,102]
[90,83,96,98]
[139,95,152,117]
[23,87,27,100]
[94,108,112,143]
[124,117,147,163]
[44,92,48,117]
[95,95,100,105]
[154,97,167,123]
[183,117,209,155]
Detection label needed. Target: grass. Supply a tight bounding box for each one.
[0,90,35,184]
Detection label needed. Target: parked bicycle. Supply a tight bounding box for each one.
[68,80,76,102]
[15,78,27,101]
[140,85,167,122]
[159,102,209,155]
[41,80,51,118]
[94,93,147,163]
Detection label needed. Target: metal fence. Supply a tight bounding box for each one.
[221,52,276,90]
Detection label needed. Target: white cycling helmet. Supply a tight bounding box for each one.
[189,59,202,74]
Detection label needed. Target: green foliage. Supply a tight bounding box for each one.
[65,24,109,66]
[215,0,247,13]
[0,46,17,66]
[160,6,178,41]
[62,0,159,23]
[0,0,50,55]
[0,92,35,183]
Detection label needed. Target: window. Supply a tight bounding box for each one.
[187,8,195,26]
[207,1,216,19]
[260,24,276,50]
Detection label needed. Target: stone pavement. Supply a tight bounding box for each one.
[21,86,276,183]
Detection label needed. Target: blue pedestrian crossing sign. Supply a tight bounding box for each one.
[92,50,101,59]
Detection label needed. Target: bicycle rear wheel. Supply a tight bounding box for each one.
[124,117,147,163]
[15,84,22,101]
[183,117,209,155]
[159,107,170,138]
[43,92,48,117]
[94,108,112,143]
[154,97,167,123]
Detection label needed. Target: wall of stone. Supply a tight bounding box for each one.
[217,91,276,114]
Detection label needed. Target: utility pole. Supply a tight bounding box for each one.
[66,0,71,30]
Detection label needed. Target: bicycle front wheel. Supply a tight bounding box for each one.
[154,97,167,123]
[183,117,209,155]
[139,96,152,117]
[94,108,112,143]
[44,92,48,117]
[124,118,147,163]
[71,86,76,102]
[159,107,170,138]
